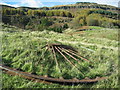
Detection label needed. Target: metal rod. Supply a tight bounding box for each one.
[55,46,84,76]
[51,46,59,67]
[58,47,81,64]
[66,49,90,62]
[0,65,108,84]
[51,46,62,74]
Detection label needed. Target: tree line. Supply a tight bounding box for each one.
[71,14,119,28]
[70,9,120,28]
[2,8,73,18]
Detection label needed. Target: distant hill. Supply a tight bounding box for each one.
[49,2,119,11]
[18,7,39,10]
[0,2,120,11]
[0,4,16,9]
[1,2,120,32]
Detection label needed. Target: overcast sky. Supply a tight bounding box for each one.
[0,0,120,8]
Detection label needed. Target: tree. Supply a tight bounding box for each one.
[54,10,60,16]
[40,17,53,26]
[46,11,54,16]
[86,14,101,26]
[6,9,10,15]
[66,12,73,18]
[18,10,25,15]
[87,18,99,26]
[41,11,46,16]
[60,11,66,17]
[79,19,84,26]
[2,9,7,15]
[27,10,33,15]
[63,24,69,29]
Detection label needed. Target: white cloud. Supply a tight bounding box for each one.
[0,2,19,7]
[0,0,119,7]
[0,0,44,7]
[20,0,44,7]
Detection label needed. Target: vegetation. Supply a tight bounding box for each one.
[1,23,118,88]
[50,2,119,11]
[1,3,120,32]
[1,2,119,88]
[70,9,119,29]
[76,2,97,4]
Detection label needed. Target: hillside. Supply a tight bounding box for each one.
[1,23,118,88]
[1,2,120,11]
[1,2,119,88]
[50,2,120,12]
[1,2,120,32]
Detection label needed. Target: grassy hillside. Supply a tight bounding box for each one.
[1,2,120,31]
[1,23,118,88]
[1,2,119,89]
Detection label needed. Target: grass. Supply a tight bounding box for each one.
[89,26,104,30]
[1,23,118,88]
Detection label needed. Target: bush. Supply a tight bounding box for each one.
[87,18,99,26]
[86,14,101,26]
[63,24,69,29]
[25,17,53,31]
[47,26,63,33]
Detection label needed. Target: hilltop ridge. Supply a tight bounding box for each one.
[0,2,120,11]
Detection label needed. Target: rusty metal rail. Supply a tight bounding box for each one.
[0,65,108,84]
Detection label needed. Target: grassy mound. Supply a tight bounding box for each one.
[1,23,118,88]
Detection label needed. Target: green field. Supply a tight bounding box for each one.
[1,23,119,88]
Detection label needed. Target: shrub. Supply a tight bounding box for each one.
[86,14,101,26]
[63,24,69,29]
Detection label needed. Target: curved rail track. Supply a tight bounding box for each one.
[0,65,108,85]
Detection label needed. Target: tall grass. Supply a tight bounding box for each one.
[1,23,118,88]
